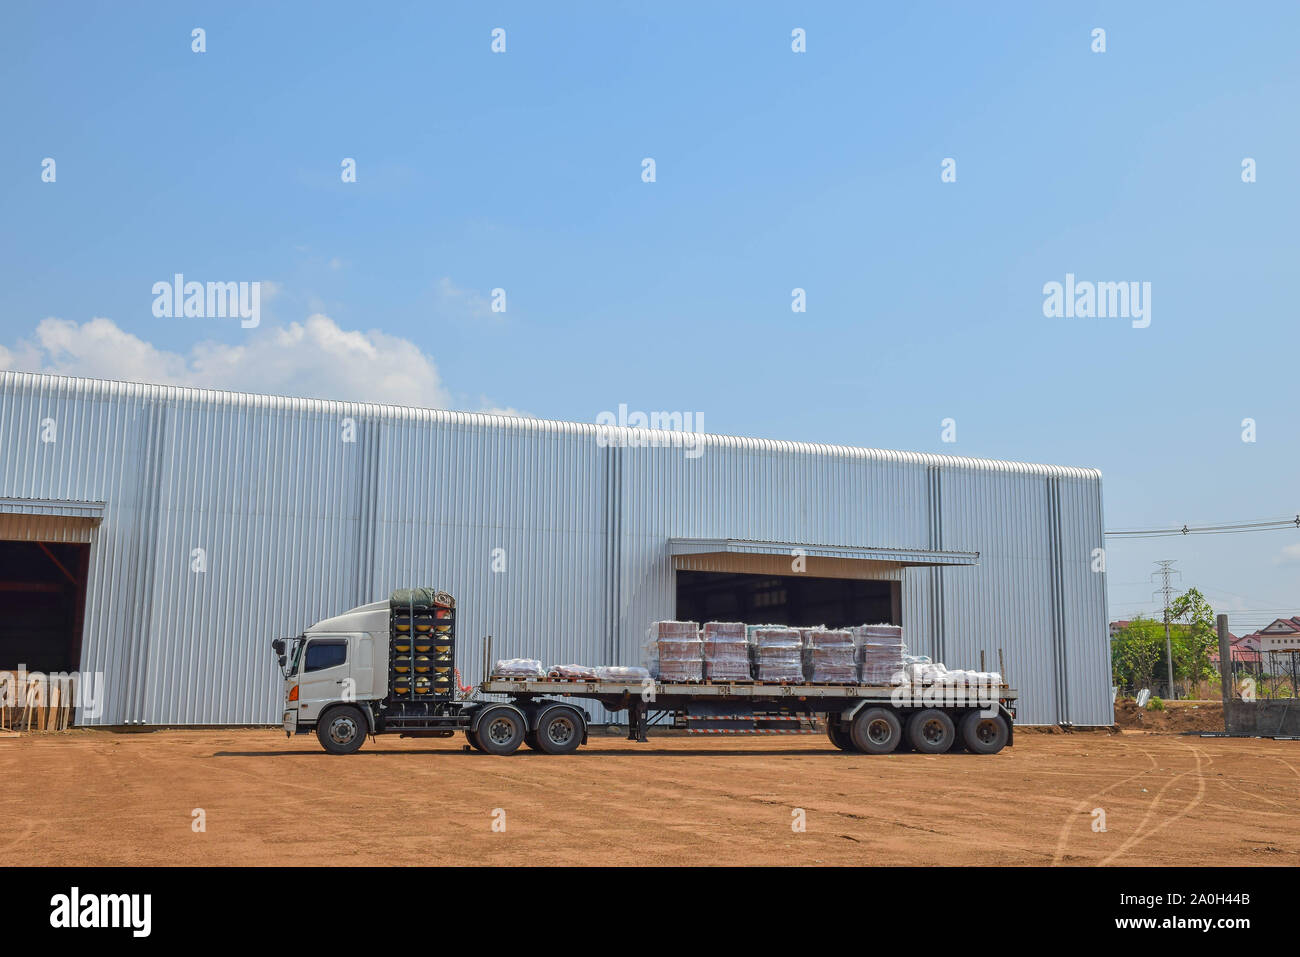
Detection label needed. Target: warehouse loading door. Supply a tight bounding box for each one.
[0,541,89,674]
[675,571,898,627]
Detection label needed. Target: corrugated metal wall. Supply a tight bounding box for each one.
[0,372,1111,726]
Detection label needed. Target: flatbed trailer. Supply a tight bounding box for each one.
[480,676,1017,754]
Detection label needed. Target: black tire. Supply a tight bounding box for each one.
[476,707,525,755]
[827,720,854,751]
[535,708,583,755]
[316,705,366,755]
[850,707,903,754]
[466,729,485,752]
[523,730,542,751]
[907,708,956,754]
[960,710,1010,755]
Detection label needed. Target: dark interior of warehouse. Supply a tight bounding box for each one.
[0,540,88,674]
[674,570,898,627]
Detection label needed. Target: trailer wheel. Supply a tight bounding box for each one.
[960,711,1010,755]
[466,729,486,752]
[476,708,525,755]
[850,707,903,754]
[826,720,854,751]
[316,705,366,755]
[523,731,542,751]
[535,708,583,755]
[907,709,956,754]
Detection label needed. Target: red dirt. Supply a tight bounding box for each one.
[2,726,1297,866]
[1113,699,1225,734]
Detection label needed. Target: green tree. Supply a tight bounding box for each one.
[1111,616,1164,691]
[1168,587,1218,689]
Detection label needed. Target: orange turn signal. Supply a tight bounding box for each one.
[288,685,299,702]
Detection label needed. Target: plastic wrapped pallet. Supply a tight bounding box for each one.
[853,624,906,685]
[753,627,803,682]
[593,665,651,683]
[796,626,826,680]
[548,664,599,680]
[643,620,703,682]
[492,657,544,678]
[702,621,750,680]
[807,628,857,683]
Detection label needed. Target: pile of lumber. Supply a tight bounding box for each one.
[0,671,74,733]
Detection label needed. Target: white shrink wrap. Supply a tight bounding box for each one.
[644,620,703,682]
[702,621,750,680]
[754,627,803,682]
[492,658,545,678]
[807,629,857,683]
[853,624,906,685]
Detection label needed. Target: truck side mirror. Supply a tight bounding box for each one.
[277,654,287,668]
[272,638,285,656]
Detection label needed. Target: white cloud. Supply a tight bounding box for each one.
[0,314,460,409]
[1277,544,1300,566]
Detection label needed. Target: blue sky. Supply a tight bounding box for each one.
[1,2,1297,629]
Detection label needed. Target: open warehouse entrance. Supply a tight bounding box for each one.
[675,570,897,627]
[0,540,89,674]
[667,537,981,635]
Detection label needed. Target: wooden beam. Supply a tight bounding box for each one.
[33,542,78,586]
[0,581,62,592]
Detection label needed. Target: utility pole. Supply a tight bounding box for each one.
[1151,560,1181,700]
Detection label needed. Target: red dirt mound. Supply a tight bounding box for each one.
[1114,699,1223,733]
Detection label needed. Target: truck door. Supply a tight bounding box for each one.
[297,636,351,725]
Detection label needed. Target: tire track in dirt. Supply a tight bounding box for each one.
[1051,743,1160,865]
[1099,742,1207,865]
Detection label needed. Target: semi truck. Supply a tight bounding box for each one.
[272,591,1017,757]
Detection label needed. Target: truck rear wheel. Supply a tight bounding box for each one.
[476,707,525,755]
[535,708,583,755]
[850,707,902,754]
[827,720,854,751]
[907,709,955,754]
[316,705,366,755]
[960,710,1010,755]
[466,729,485,752]
[523,731,542,751]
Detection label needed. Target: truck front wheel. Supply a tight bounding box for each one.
[476,708,525,755]
[535,708,583,755]
[317,705,367,755]
[850,707,902,754]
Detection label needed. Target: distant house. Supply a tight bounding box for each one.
[1209,630,1258,672]
[1243,617,1300,661]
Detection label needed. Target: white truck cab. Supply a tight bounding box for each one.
[276,601,389,745]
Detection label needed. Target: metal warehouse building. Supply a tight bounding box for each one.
[0,371,1111,727]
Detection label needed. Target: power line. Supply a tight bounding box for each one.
[1106,515,1300,538]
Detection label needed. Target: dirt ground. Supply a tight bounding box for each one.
[1112,699,1226,733]
[3,725,1298,867]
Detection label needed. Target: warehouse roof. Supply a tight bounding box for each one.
[0,371,1102,480]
